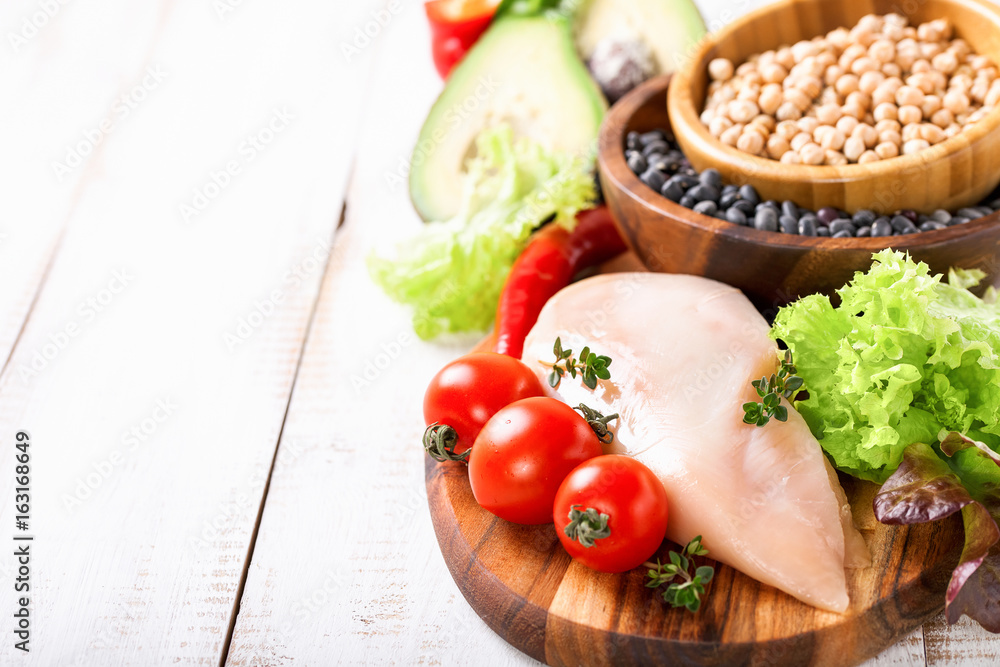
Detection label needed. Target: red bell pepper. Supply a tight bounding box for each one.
[424,0,499,78]
[493,206,628,359]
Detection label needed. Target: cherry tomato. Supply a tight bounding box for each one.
[423,352,545,456]
[553,455,669,573]
[469,397,602,524]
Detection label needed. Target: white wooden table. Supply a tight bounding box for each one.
[0,0,997,664]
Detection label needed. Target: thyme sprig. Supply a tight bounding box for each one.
[644,536,715,613]
[742,350,804,427]
[547,337,612,390]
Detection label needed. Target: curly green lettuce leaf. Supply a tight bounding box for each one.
[368,125,595,340]
[772,250,1000,482]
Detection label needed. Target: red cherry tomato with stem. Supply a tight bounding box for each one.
[554,455,669,573]
[469,397,603,525]
[423,352,544,461]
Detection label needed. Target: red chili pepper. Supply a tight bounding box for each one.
[424,0,499,78]
[493,206,627,359]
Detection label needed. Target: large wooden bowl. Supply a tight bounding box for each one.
[667,0,1000,214]
[599,75,1000,310]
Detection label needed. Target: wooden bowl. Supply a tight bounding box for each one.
[598,74,1000,310]
[667,0,1000,214]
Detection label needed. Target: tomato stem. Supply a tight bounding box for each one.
[574,404,618,444]
[563,505,611,548]
[423,423,469,463]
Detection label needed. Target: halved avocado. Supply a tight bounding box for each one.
[574,0,706,74]
[410,13,607,223]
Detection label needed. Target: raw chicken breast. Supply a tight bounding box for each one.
[522,272,870,612]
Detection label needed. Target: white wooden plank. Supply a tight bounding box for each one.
[0,0,378,663]
[923,613,1000,666]
[233,0,994,665]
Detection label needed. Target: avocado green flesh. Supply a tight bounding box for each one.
[574,0,706,74]
[409,15,607,223]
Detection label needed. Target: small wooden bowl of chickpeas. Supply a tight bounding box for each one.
[667,0,1000,214]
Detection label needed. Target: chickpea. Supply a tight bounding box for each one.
[751,114,777,132]
[818,87,842,106]
[815,103,842,125]
[784,88,812,112]
[911,59,932,74]
[971,55,993,72]
[986,82,1000,107]
[846,91,871,109]
[791,39,819,63]
[825,149,848,166]
[971,78,990,104]
[867,39,895,64]
[700,109,716,126]
[729,99,760,123]
[795,76,823,99]
[708,116,733,137]
[709,58,735,81]
[902,138,931,155]
[844,135,866,162]
[835,74,860,96]
[872,84,897,107]
[852,123,878,148]
[824,65,844,86]
[920,42,943,60]
[879,130,902,147]
[775,120,800,140]
[875,118,901,134]
[737,85,762,102]
[800,142,825,165]
[898,104,923,125]
[901,124,922,142]
[820,127,846,151]
[720,123,744,146]
[737,130,766,154]
[736,61,756,77]
[790,132,813,152]
[842,101,867,120]
[906,73,936,95]
[780,151,803,164]
[920,123,946,144]
[851,57,880,75]
[775,101,801,123]
[761,62,788,84]
[857,14,883,33]
[798,116,821,135]
[766,134,790,159]
[836,115,860,135]
[945,123,962,138]
[895,85,924,107]
[859,71,885,95]
[873,102,898,122]
[895,48,919,72]
[882,63,903,79]
[968,108,988,124]
[931,50,959,75]
[943,90,970,115]
[931,108,954,128]
[949,38,971,60]
[874,141,899,159]
[857,150,881,164]
[921,95,942,118]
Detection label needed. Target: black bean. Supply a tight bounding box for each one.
[856,225,872,237]
[693,200,718,216]
[719,191,740,209]
[754,208,778,232]
[920,221,947,232]
[781,200,799,219]
[852,209,876,226]
[957,207,984,220]
[688,184,720,202]
[726,207,748,225]
[890,215,913,232]
[640,168,665,192]
[626,131,641,150]
[950,216,970,225]
[900,223,918,235]
[638,130,666,146]
[817,227,831,237]
[779,215,798,234]
[832,230,853,238]
[977,206,994,217]
[722,184,739,197]
[798,218,817,236]
[931,209,952,223]
[817,207,840,224]
[830,219,854,234]
[674,174,699,189]
[732,199,756,216]
[739,184,760,206]
[679,195,696,208]
[626,152,647,174]
[989,198,1000,210]
[661,180,686,202]
[899,209,918,223]
[700,168,722,188]
[872,218,893,237]
[642,141,669,157]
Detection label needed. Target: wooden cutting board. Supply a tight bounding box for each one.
[425,458,963,666]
